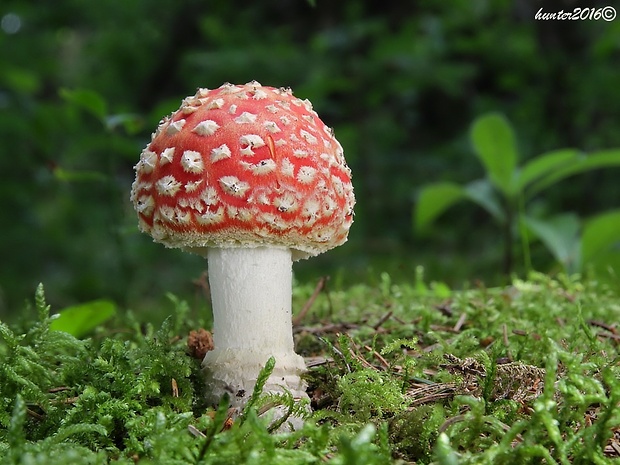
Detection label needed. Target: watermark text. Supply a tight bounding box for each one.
[535,6,616,21]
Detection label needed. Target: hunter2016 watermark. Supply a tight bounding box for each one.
[535,6,616,21]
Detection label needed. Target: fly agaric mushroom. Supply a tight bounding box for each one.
[130,81,354,411]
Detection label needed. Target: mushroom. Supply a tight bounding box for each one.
[130,81,355,413]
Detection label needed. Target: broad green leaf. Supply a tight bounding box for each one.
[430,281,451,299]
[59,88,107,120]
[527,149,620,198]
[2,66,41,94]
[415,182,465,231]
[587,250,620,281]
[517,149,582,192]
[104,113,144,134]
[581,210,620,264]
[524,213,581,272]
[463,178,506,223]
[470,113,518,196]
[50,299,116,338]
[53,167,107,183]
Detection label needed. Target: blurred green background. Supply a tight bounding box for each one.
[1,0,619,317]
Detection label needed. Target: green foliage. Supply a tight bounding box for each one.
[59,88,108,122]
[334,424,392,465]
[299,270,620,463]
[0,285,200,462]
[49,299,116,337]
[2,1,620,310]
[1,283,412,464]
[242,356,276,418]
[390,405,446,462]
[525,213,581,272]
[582,210,620,276]
[416,112,620,275]
[3,395,108,465]
[4,273,620,463]
[0,284,88,428]
[435,341,620,464]
[337,370,405,423]
[470,113,518,196]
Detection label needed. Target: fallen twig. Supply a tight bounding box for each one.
[373,310,393,330]
[364,344,391,370]
[589,320,617,334]
[293,276,328,326]
[295,322,360,335]
[453,312,467,332]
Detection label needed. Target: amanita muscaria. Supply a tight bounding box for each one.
[130,81,355,410]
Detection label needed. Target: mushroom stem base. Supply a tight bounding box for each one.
[202,348,308,409]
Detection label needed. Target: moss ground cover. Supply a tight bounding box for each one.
[1,271,620,464]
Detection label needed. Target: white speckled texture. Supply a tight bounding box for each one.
[202,247,308,411]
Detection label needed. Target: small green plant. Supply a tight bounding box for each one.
[415,112,620,275]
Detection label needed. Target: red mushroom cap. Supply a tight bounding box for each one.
[130,81,355,260]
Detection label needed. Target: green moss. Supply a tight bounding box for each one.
[2,274,620,463]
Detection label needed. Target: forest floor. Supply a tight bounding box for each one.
[2,270,620,464]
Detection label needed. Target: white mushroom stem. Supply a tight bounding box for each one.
[202,246,308,408]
